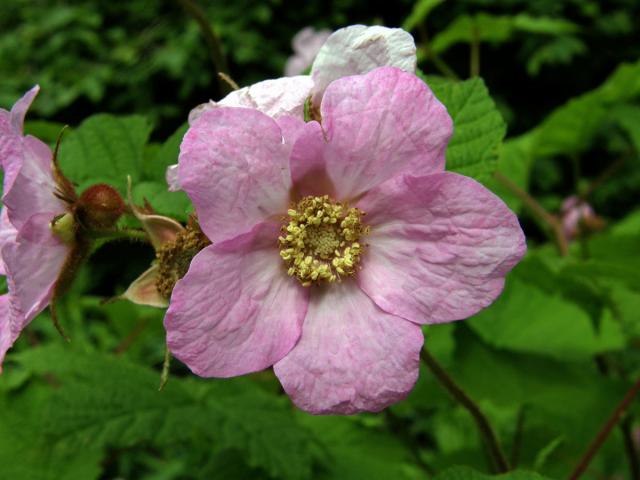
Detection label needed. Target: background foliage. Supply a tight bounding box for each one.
[1,0,639,479]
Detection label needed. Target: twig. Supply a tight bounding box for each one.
[494,171,568,256]
[581,156,627,201]
[176,0,230,97]
[569,377,640,480]
[421,348,510,473]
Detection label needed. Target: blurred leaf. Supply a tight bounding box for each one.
[433,466,551,480]
[430,77,506,180]
[526,36,587,76]
[58,114,152,194]
[431,13,578,54]
[402,0,444,31]
[613,104,640,152]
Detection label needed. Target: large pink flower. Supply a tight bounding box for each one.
[166,67,526,414]
[0,87,70,370]
[167,25,416,191]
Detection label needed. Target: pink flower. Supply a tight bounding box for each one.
[284,27,331,77]
[560,195,602,240]
[168,25,417,191]
[165,67,526,414]
[0,86,72,370]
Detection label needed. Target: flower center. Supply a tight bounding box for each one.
[156,218,211,298]
[279,195,368,287]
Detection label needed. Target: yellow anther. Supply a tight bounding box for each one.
[278,195,368,287]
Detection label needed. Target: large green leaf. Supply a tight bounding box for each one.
[58,114,152,194]
[430,77,506,180]
[402,0,444,31]
[8,345,314,480]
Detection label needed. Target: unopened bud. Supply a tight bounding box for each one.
[77,184,126,230]
[50,212,76,244]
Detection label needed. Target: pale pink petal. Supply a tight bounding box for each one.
[1,86,44,195]
[121,265,168,308]
[285,27,331,76]
[165,222,308,377]
[0,209,17,275]
[274,282,423,414]
[311,26,416,103]
[127,178,184,250]
[188,76,314,125]
[357,173,526,324]
[166,164,180,192]
[178,108,292,243]
[3,134,65,229]
[289,120,337,198]
[3,213,69,321]
[290,67,452,201]
[0,294,13,371]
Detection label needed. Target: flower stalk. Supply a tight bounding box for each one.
[420,348,510,473]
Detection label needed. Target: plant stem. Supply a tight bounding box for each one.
[569,377,640,480]
[159,346,172,391]
[470,21,480,77]
[176,0,230,97]
[418,25,460,81]
[621,416,640,480]
[510,407,526,468]
[494,171,568,256]
[420,348,510,473]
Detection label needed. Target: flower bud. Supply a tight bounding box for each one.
[76,184,126,230]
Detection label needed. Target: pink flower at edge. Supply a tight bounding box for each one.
[284,27,332,77]
[560,195,600,241]
[167,25,417,191]
[165,66,527,415]
[0,86,70,370]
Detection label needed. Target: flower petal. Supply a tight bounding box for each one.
[165,164,180,192]
[165,222,308,377]
[179,108,292,243]
[0,209,17,275]
[121,265,168,308]
[0,294,15,371]
[290,67,452,201]
[357,173,526,324]
[274,282,423,415]
[3,213,69,321]
[188,76,314,124]
[0,86,46,197]
[311,25,416,103]
[3,134,65,229]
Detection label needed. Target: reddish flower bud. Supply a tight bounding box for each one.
[76,184,126,230]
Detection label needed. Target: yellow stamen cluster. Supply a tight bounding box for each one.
[279,195,368,287]
[156,218,211,298]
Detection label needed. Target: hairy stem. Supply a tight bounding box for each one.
[92,228,150,244]
[176,0,230,97]
[569,377,640,480]
[494,171,568,256]
[421,348,510,473]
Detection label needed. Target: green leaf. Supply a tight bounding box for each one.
[613,104,640,152]
[430,77,506,180]
[431,13,578,54]
[132,181,192,221]
[297,415,423,480]
[433,466,552,480]
[143,123,187,182]
[526,36,587,76]
[58,114,152,194]
[11,345,314,480]
[468,254,625,360]
[402,0,444,31]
